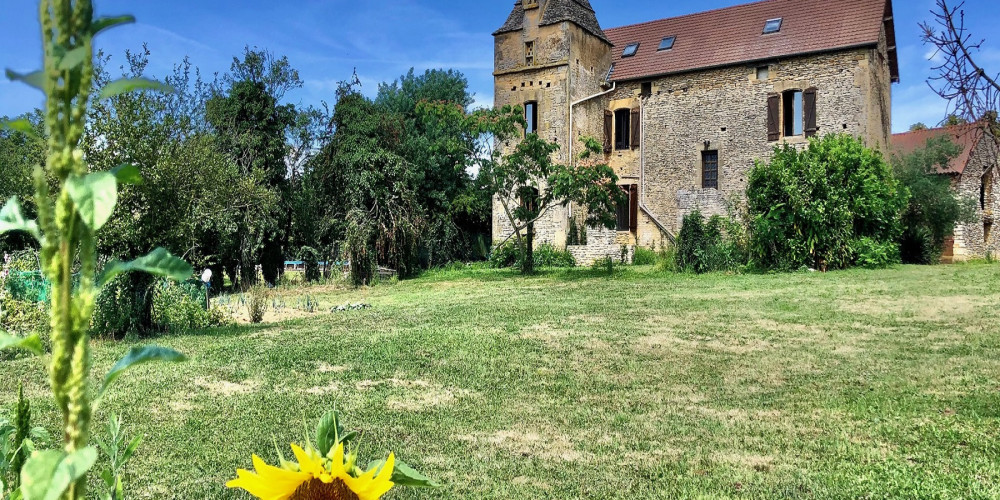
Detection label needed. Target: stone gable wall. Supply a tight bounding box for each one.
[953,134,1000,259]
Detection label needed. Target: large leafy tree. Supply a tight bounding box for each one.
[307,78,423,283]
[376,69,489,265]
[0,110,46,252]
[205,47,300,286]
[471,105,624,275]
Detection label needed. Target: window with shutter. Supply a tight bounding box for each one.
[614,108,631,150]
[783,90,803,136]
[767,94,780,141]
[629,184,639,233]
[630,108,641,150]
[603,110,613,153]
[615,186,630,231]
[804,87,818,137]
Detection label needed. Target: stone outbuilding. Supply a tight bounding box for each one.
[892,124,1000,261]
[493,0,899,264]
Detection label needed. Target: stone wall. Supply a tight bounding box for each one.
[576,45,894,248]
[953,133,1000,259]
[568,223,634,266]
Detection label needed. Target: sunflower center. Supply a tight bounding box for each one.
[290,478,361,500]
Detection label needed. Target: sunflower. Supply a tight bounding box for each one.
[227,442,395,500]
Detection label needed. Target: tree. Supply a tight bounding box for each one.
[206,47,301,287]
[376,69,489,265]
[922,1,1000,156]
[0,110,45,252]
[308,78,424,284]
[893,136,977,263]
[473,105,624,274]
[910,122,929,131]
[747,134,908,271]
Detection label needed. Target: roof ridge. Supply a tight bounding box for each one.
[605,0,778,33]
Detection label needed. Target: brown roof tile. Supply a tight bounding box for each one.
[891,124,983,175]
[605,0,896,83]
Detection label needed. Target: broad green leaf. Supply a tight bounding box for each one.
[5,69,44,91]
[45,447,98,500]
[98,248,192,287]
[315,410,341,457]
[91,15,135,36]
[57,47,87,71]
[0,197,42,241]
[110,164,143,185]
[98,78,172,100]
[0,332,43,356]
[100,346,187,397]
[390,460,440,488]
[366,459,440,488]
[65,171,117,231]
[20,450,63,500]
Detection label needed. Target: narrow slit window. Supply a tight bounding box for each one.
[658,36,675,51]
[525,101,538,135]
[763,18,783,34]
[525,41,534,65]
[622,43,640,58]
[702,151,719,189]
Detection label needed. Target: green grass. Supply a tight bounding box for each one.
[2,264,999,499]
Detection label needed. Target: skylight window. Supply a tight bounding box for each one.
[763,18,783,34]
[622,43,640,58]
[658,36,676,51]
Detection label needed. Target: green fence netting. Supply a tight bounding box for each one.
[5,271,82,303]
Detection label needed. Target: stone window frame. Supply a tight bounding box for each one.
[770,80,815,144]
[702,150,719,189]
[525,40,535,66]
[524,101,538,135]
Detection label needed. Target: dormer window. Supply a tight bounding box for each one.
[523,0,539,9]
[622,43,639,58]
[658,37,675,51]
[763,18,783,34]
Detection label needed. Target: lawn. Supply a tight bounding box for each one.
[2,264,999,499]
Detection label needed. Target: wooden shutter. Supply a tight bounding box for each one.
[603,110,613,153]
[804,87,818,137]
[629,184,639,233]
[767,93,780,141]
[630,108,641,150]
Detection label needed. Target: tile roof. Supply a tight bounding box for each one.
[495,0,610,44]
[891,124,984,175]
[605,0,897,83]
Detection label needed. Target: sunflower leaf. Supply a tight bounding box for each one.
[0,197,43,242]
[367,459,440,488]
[91,15,135,36]
[98,247,192,287]
[65,171,118,231]
[98,78,172,100]
[5,69,45,92]
[315,410,342,457]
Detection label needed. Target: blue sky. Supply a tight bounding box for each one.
[2,0,999,133]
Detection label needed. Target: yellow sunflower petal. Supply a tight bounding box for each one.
[226,454,311,500]
[290,443,326,477]
[343,452,395,500]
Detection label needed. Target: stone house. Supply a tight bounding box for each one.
[892,124,1000,261]
[493,0,899,264]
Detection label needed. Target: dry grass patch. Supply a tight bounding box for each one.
[193,377,260,396]
[455,427,592,463]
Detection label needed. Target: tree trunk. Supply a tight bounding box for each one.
[521,222,535,275]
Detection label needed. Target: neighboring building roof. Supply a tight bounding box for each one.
[495,0,610,44]
[605,0,898,83]
[891,123,984,175]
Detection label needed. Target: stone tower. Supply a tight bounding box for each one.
[492,0,613,248]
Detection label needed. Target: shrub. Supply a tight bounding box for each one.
[1,252,50,349]
[150,279,214,333]
[246,283,270,324]
[91,273,155,339]
[655,243,679,273]
[533,243,576,268]
[489,241,575,268]
[747,134,907,271]
[632,246,657,266]
[675,211,739,273]
[852,237,900,269]
[893,135,977,264]
[592,255,619,274]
